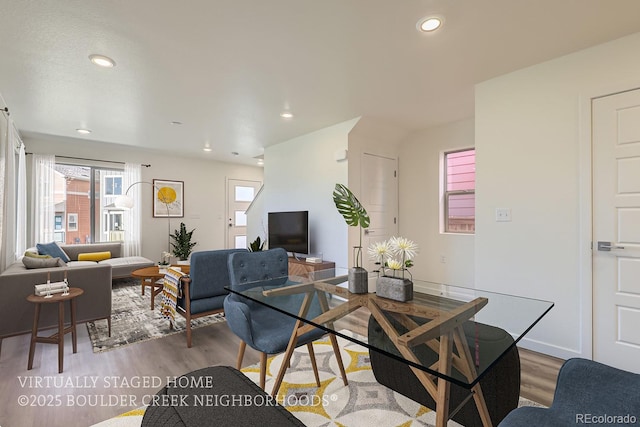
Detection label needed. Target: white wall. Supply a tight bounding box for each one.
[24,135,263,262]
[399,118,475,286]
[262,118,359,267]
[475,32,640,359]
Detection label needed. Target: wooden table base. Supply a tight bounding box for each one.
[264,281,494,427]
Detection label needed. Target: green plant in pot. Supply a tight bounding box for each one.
[248,236,265,252]
[170,222,197,262]
[333,183,370,293]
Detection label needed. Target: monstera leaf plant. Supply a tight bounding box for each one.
[333,183,370,267]
[333,183,370,294]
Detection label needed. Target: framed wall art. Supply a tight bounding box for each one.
[153,179,184,217]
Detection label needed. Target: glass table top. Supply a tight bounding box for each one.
[226,268,554,389]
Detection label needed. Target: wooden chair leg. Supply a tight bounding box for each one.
[307,343,321,387]
[260,352,268,390]
[236,341,247,370]
[107,317,112,337]
[329,333,348,386]
[186,313,192,348]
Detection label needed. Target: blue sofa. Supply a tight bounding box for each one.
[177,248,247,347]
[499,358,640,426]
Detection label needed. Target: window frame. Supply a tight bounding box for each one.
[442,148,476,234]
[67,213,79,231]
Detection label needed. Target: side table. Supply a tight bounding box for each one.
[26,287,84,373]
[132,265,190,310]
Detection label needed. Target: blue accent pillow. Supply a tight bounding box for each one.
[36,242,70,263]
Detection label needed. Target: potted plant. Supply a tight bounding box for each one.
[170,222,197,263]
[368,236,418,301]
[248,236,265,252]
[333,183,370,293]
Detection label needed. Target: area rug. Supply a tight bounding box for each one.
[91,331,545,426]
[240,332,544,427]
[86,278,225,353]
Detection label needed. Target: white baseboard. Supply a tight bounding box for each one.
[515,336,583,361]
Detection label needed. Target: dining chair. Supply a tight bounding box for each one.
[223,248,347,391]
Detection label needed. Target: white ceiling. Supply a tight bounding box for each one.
[2,0,640,165]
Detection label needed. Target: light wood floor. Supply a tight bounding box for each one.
[0,304,563,426]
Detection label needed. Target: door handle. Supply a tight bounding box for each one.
[597,241,625,251]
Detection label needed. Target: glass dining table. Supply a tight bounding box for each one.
[226,268,554,427]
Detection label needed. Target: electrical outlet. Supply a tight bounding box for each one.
[495,208,512,222]
[440,255,447,263]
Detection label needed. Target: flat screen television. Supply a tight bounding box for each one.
[268,210,309,255]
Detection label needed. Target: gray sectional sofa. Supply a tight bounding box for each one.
[0,242,154,341]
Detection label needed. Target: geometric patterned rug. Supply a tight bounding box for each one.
[91,331,544,426]
[241,331,459,426]
[85,278,225,353]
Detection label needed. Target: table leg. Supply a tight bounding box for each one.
[70,298,78,354]
[141,279,146,296]
[28,303,41,370]
[271,319,302,397]
[58,300,64,373]
[435,332,453,427]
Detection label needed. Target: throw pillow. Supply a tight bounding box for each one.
[78,251,112,262]
[24,251,51,259]
[22,256,66,269]
[36,242,71,263]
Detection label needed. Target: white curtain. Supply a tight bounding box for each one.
[123,163,141,256]
[32,154,56,244]
[15,134,27,257]
[0,113,26,271]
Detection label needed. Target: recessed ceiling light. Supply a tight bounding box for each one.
[76,128,92,134]
[280,112,293,119]
[417,16,443,32]
[170,121,183,125]
[203,143,212,152]
[257,159,264,165]
[89,54,116,68]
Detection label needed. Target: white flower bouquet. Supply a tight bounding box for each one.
[368,236,418,280]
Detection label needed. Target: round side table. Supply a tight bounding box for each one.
[26,287,84,373]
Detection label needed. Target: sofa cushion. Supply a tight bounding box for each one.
[100,256,155,278]
[36,242,71,263]
[24,251,51,259]
[67,260,98,267]
[22,256,66,269]
[78,251,112,262]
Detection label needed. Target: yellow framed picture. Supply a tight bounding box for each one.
[153,179,184,217]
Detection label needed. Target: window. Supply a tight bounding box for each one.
[444,149,475,233]
[104,176,123,196]
[52,164,124,244]
[68,213,78,231]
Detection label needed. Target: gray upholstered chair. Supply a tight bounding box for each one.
[176,248,246,347]
[368,315,521,427]
[499,358,640,426]
[223,248,346,390]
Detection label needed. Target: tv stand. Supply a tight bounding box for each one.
[288,258,335,280]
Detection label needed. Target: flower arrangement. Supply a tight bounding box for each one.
[159,251,172,266]
[368,236,418,280]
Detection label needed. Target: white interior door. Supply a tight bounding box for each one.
[227,179,261,249]
[360,153,398,272]
[592,88,640,374]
